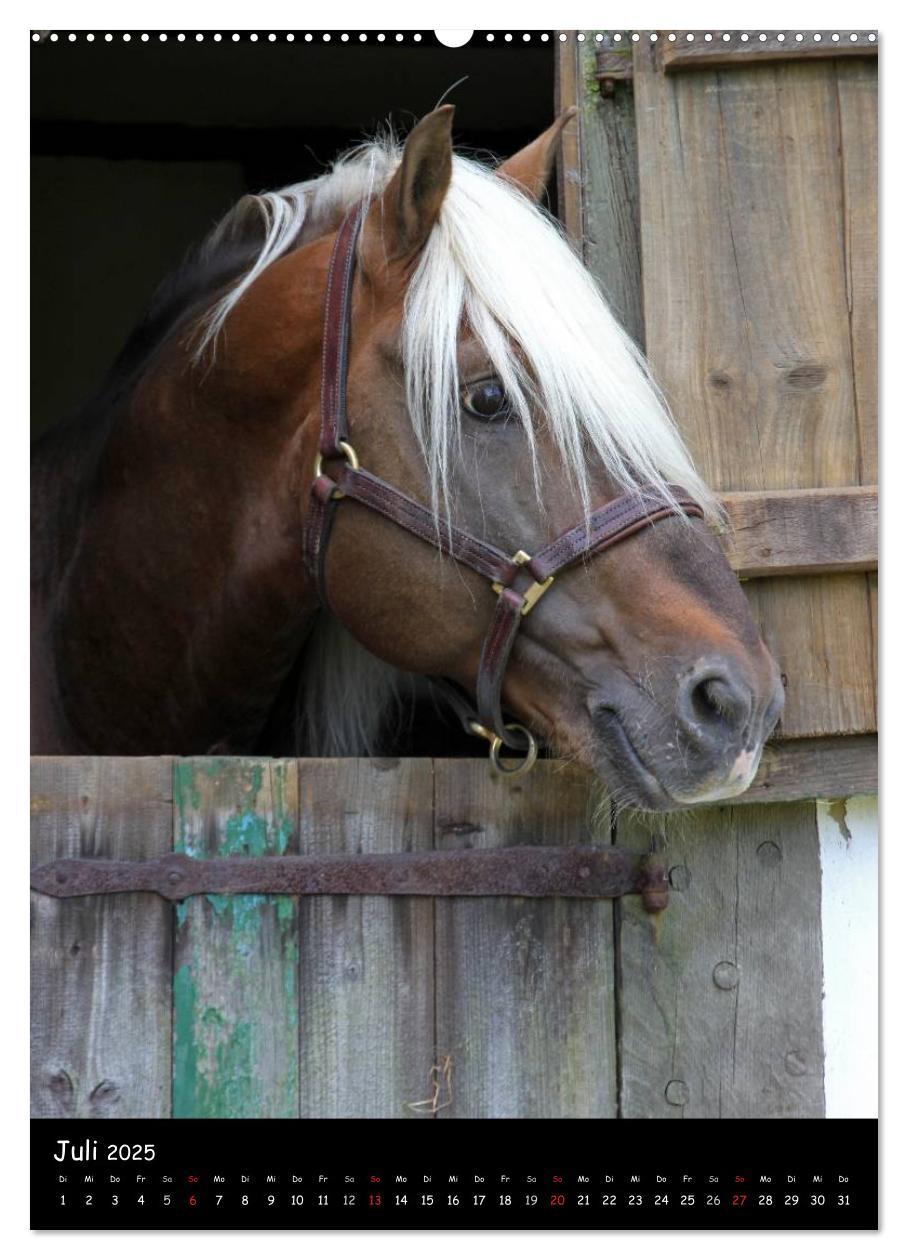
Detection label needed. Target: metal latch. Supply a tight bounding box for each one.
[31,847,668,913]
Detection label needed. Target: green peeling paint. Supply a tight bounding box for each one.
[172,964,199,1116]
[172,759,299,1118]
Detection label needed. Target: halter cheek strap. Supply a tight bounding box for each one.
[304,207,704,776]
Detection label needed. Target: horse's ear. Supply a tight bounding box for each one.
[360,105,454,279]
[496,107,578,202]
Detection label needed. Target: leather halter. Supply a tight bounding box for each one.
[304,206,705,776]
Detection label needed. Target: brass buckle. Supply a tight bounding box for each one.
[314,440,360,500]
[492,549,554,616]
[469,720,539,780]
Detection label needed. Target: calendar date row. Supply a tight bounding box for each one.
[57,1190,853,1210]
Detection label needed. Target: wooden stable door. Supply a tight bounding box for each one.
[32,754,860,1120]
[555,30,878,1118]
[559,31,877,748]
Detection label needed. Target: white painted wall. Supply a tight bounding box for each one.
[817,795,878,1118]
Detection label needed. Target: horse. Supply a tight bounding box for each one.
[31,106,784,809]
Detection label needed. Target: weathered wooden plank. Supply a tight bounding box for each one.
[554,31,583,248]
[172,758,299,1118]
[745,575,875,737]
[732,735,876,804]
[835,58,879,714]
[433,760,616,1118]
[660,31,877,73]
[424,740,874,814]
[634,50,860,492]
[31,757,173,1118]
[720,486,877,577]
[868,571,878,699]
[573,32,644,345]
[617,803,825,1117]
[836,59,878,483]
[296,758,435,1118]
[633,48,875,738]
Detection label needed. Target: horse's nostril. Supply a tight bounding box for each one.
[692,678,736,723]
[680,667,751,744]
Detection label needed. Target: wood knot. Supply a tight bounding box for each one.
[48,1069,74,1099]
[707,369,732,389]
[90,1079,120,1102]
[784,1050,808,1077]
[90,1079,122,1114]
[47,1070,76,1117]
[439,820,483,837]
[783,362,828,390]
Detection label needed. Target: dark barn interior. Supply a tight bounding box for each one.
[31,34,555,437]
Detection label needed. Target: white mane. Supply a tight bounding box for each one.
[195,133,719,754]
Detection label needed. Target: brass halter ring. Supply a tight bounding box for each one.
[314,440,360,498]
[470,721,539,779]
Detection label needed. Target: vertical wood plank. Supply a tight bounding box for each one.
[576,32,644,345]
[634,52,859,491]
[745,575,876,736]
[557,32,643,343]
[836,59,879,717]
[433,761,616,1118]
[297,758,435,1118]
[554,31,583,246]
[867,571,878,700]
[617,803,825,1118]
[31,757,173,1118]
[172,757,299,1118]
[836,59,878,485]
[632,47,875,738]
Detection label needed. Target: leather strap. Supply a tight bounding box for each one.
[321,464,521,586]
[531,488,703,582]
[475,589,526,745]
[304,206,705,759]
[304,205,367,606]
[318,205,363,458]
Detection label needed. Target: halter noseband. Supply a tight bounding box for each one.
[304,206,705,777]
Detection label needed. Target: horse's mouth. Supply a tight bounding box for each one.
[589,706,762,810]
[506,638,772,810]
[590,708,677,809]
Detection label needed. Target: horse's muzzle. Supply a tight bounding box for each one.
[589,657,784,808]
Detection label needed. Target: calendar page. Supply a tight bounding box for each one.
[30,24,879,1234]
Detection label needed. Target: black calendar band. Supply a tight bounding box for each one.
[31,1117,878,1231]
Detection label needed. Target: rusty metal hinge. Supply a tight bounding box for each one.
[31,847,668,913]
[595,49,634,97]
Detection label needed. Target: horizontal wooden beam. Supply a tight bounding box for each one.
[29,741,877,835]
[661,31,877,73]
[551,737,875,808]
[697,735,877,807]
[719,485,877,578]
[423,745,876,811]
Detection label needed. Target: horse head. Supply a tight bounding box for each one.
[232,106,780,808]
[39,108,783,806]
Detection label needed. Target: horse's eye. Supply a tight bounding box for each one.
[462,378,511,422]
